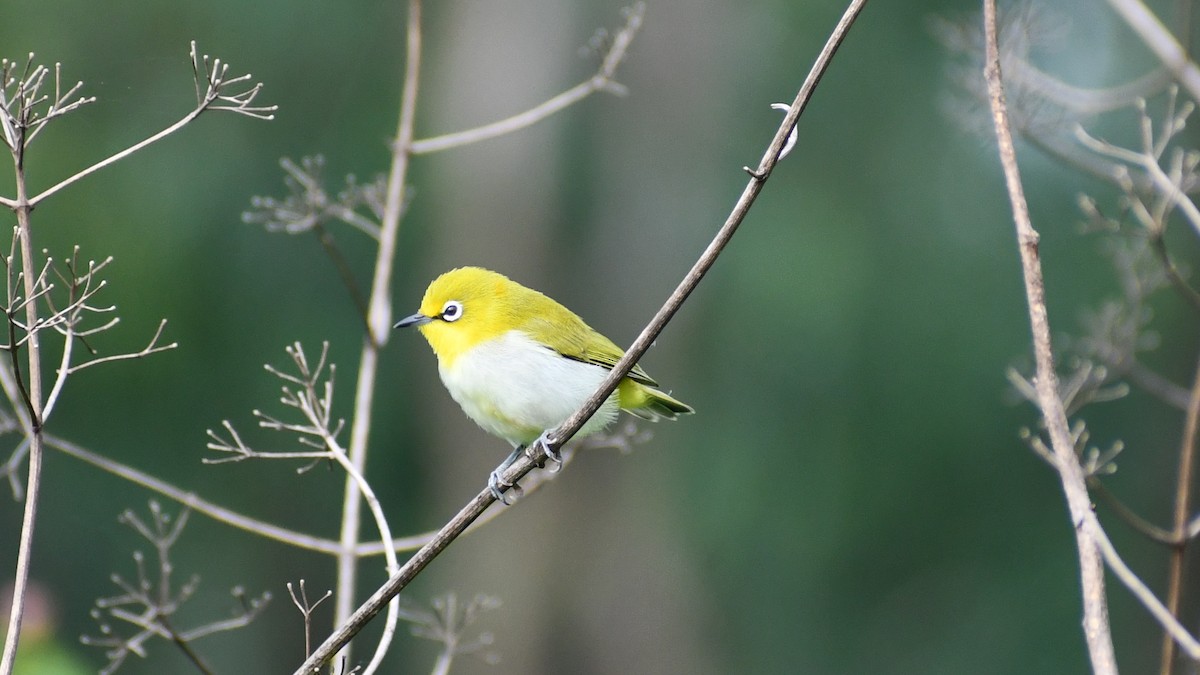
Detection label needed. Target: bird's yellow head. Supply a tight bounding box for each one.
[394,267,523,366]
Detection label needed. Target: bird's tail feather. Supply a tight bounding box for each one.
[619,380,694,421]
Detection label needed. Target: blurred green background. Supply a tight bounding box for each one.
[1,0,1197,672]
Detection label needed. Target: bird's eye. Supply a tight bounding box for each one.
[440,300,463,322]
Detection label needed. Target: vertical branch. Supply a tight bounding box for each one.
[1161,351,1200,673]
[981,1,1116,672]
[0,123,46,674]
[332,0,422,661]
[370,0,421,347]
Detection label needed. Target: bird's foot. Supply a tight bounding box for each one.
[489,445,526,505]
[488,467,524,505]
[530,431,563,473]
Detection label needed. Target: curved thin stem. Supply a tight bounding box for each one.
[326,439,399,675]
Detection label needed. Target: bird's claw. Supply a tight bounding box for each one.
[488,468,523,505]
[531,432,563,473]
[488,433,561,504]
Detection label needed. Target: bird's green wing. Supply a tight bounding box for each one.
[520,299,658,386]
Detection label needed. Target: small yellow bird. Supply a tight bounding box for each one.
[395,266,693,497]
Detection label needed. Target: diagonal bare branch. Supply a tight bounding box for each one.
[293,1,869,671]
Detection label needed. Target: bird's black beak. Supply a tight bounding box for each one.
[394,312,433,329]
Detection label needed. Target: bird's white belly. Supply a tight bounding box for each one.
[438,330,619,446]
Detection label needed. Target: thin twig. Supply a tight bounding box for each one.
[1075,124,1200,240]
[325,437,400,675]
[65,319,177,374]
[982,0,1117,671]
[409,3,644,155]
[28,101,200,206]
[40,310,75,422]
[1015,62,1173,116]
[45,430,484,558]
[313,224,372,333]
[1148,231,1200,314]
[0,57,94,159]
[1090,479,1180,545]
[1124,358,1192,409]
[81,503,270,674]
[293,1,868,671]
[45,433,350,553]
[1160,349,1200,672]
[290,581,333,660]
[0,116,47,675]
[205,339,404,671]
[1103,0,1200,102]
[1092,516,1200,660]
[26,43,273,207]
[0,435,39,675]
[159,614,215,675]
[253,342,403,674]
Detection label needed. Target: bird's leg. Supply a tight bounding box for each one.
[499,444,524,471]
[488,432,563,504]
[488,444,526,505]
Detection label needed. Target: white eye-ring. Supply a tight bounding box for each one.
[440,300,464,322]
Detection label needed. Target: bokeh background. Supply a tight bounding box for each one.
[1,0,1198,672]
